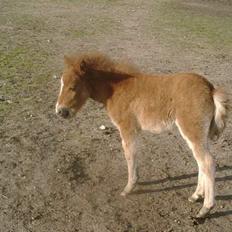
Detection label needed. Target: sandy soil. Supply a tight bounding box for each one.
[0,0,232,231]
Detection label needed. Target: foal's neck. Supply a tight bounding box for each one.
[86,70,134,105]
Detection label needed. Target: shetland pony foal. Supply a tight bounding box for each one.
[56,53,228,218]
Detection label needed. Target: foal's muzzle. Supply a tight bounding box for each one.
[57,107,70,118]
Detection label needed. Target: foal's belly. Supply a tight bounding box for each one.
[137,114,174,133]
[141,121,174,133]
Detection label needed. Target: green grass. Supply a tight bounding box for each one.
[0,13,52,33]
[0,4,57,123]
[71,16,120,39]
[14,14,49,33]
[0,44,51,122]
[149,1,232,50]
[53,0,120,4]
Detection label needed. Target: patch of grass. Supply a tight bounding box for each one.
[0,3,58,123]
[0,45,49,83]
[71,28,91,38]
[53,0,120,4]
[0,102,11,123]
[0,13,51,33]
[71,16,120,38]
[0,44,51,122]
[14,14,49,33]
[148,1,232,50]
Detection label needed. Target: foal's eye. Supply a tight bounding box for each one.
[69,87,76,91]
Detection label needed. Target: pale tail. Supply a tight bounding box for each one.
[209,88,229,140]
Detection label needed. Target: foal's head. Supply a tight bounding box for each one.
[56,52,137,118]
[56,56,90,118]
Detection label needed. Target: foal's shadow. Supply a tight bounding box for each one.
[137,165,232,190]
[194,208,232,224]
[208,210,232,219]
[133,165,232,219]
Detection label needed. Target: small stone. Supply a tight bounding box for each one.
[0,95,6,101]
[220,204,225,209]
[99,125,106,130]
[1,194,8,199]
[0,82,6,87]
[6,100,13,104]
[174,219,181,224]
[53,74,58,79]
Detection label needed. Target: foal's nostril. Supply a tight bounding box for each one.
[58,107,70,118]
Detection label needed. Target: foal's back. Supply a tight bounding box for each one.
[122,73,215,134]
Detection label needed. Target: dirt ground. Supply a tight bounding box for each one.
[0,0,232,231]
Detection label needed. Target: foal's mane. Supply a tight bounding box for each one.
[66,52,140,77]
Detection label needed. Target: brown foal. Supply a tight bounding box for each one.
[56,52,228,218]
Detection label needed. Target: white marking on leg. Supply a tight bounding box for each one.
[176,120,206,201]
[191,146,215,212]
[175,120,193,150]
[55,102,59,114]
[194,168,204,197]
[175,120,215,217]
[59,76,64,99]
[189,163,205,202]
[56,76,64,113]
[121,139,137,196]
[202,154,215,208]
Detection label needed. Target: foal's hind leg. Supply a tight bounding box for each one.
[188,167,204,203]
[191,145,215,218]
[176,121,215,218]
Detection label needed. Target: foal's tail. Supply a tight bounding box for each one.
[209,88,229,140]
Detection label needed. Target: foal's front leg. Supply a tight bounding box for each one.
[119,125,139,196]
[120,138,138,196]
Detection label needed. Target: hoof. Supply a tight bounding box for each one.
[196,206,213,218]
[120,191,129,197]
[120,184,136,197]
[120,187,133,196]
[188,195,203,203]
